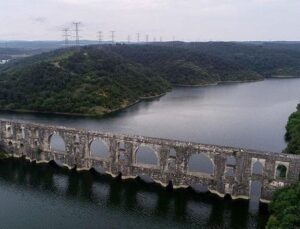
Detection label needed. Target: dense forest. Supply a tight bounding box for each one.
[0,46,169,116]
[266,181,300,228]
[108,44,262,85]
[285,104,300,154]
[1,42,300,116]
[266,104,300,228]
[163,42,300,77]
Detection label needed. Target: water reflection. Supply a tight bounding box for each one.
[0,158,269,228]
[1,79,300,152]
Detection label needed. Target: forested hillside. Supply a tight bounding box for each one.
[0,46,169,116]
[1,42,300,116]
[109,45,262,85]
[165,42,300,77]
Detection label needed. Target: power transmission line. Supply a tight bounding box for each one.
[73,22,81,46]
[62,28,70,47]
[145,34,149,43]
[110,31,115,44]
[98,31,102,44]
[137,32,140,43]
[127,35,131,44]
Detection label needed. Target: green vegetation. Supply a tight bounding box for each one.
[163,42,300,77]
[266,182,300,228]
[0,46,170,116]
[0,151,8,159]
[285,104,300,154]
[267,103,300,227]
[109,45,262,85]
[1,43,300,116]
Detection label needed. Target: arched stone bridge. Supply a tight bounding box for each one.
[1,119,300,202]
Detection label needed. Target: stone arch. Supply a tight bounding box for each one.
[275,164,288,179]
[49,133,66,152]
[90,138,109,159]
[135,145,158,166]
[251,160,264,175]
[187,153,214,175]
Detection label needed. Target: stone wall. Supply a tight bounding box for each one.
[1,119,300,202]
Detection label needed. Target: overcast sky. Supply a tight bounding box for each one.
[1,0,300,41]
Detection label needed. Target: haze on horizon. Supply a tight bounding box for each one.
[0,0,300,42]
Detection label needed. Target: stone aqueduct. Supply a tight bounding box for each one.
[1,119,300,202]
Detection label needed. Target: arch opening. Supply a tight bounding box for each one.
[276,164,287,179]
[49,134,66,152]
[169,148,176,158]
[226,156,237,166]
[118,151,127,162]
[252,161,264,175]
[90,139,109,159]
[119,142,125,151]
[187,153,214,175]
[135,146,158,166]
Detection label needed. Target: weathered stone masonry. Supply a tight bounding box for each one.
[1,119,300,202]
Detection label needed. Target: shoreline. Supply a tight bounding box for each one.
[172,79,264,87]
[0,76,295,118]
[0,92,167,118]
[269,75,300,79]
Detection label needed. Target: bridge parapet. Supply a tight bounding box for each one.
[1,119,300,202]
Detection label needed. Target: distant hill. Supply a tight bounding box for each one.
[108,44,262,85]
[163,42,300,77]
[1,42,300,116]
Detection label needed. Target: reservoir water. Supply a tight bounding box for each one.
[1,78,300,228]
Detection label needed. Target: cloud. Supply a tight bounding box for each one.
[31,17,47,23]
[1,0,300,40]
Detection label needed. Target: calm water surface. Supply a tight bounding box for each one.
[1,78,300,228]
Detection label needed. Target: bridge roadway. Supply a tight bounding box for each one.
[1,119,300,202]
